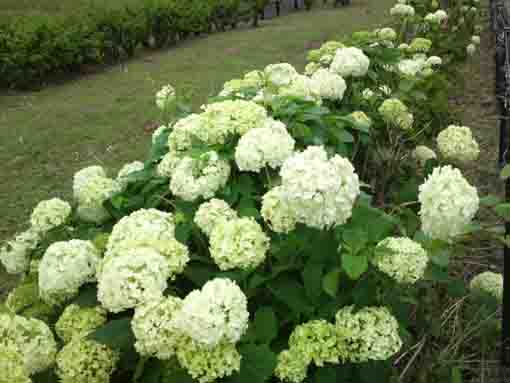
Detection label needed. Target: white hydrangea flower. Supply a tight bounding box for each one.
[0,229,40,274]
[97,247,171,313]
[435,9,448,22]
[377,27,397,41]
[390,4,415,17]
[470,271,503,301]
[0,349,31,383]
[173,278,249,347]
[74,176,121,224]
[73,166,107,197]
[319,54,334,65]
[55,304,107,343]
[424,12,439,23]
[409,38,432,53]
[243,70,265,88]
[261,186,298,234]
[116,161,144,187]
[279,146,360,229]
[194,199,238,236]
[209,217,270,270]
[467,43,477,56]
[397,58,427,77]
[330,47,370,78]
[56,338,118,383]
[426,56,442,66]
[39,240,101,305]
[419,166,479,241]
[378,98,414,130]
[398,43,409,50]
[264,63,299,88]
[335,306,402,362]
[170,151,231,202]
[412,145,437,165]
[30,198,71,233]
[218,79,245,97]
[437,125,479,163]
[472,35,481,45]
[304,62,321,76]
[157,151,181,178]
[373,237,429,284]
[310,68,347,101]
[362,88,375,100]
[275,349,309,383]
[168,114,204,153]
[235,119,295,172]
[152,125,169,145]
[0,313,57,375]
[176,340,241,383]
[279,74,320,102]
[132,296,183,359]
[156,84,176,110]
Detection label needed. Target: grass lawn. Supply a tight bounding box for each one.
[0,0,393,242]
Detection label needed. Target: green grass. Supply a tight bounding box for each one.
[0,0,393,241]
[0,0,140,15]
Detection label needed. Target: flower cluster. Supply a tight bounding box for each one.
[55,304,107,343]
[412,145,437,165]
[265,63,299,87]
[0,314,57,376]
[330,47,370,78]
[409,37,432,53]
[0,229,40,274]
[219,70,264,97]
[470,271,503,301]
[307,41,345,63]
[262,146,360,231]
[38,240,101,305]
[194,198,238,236]
[424,9,448,24]
[30,198,71,234]
[334,306,403,363]
[156,84,176,110]
[373,237,429,284]
[235,118,295,172]
[116,160,144,187]
[437,125,480,163]
[0,349,31,383]
[419,166,479,241]
[390,3,415,17]
[310,68,347,101]
[378,98,414,130]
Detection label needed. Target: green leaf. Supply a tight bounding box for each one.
[252,307,278,343]
[137,359,163,383]
[88,318,135,352]
[322,268,342,298]
[342,252,368,280]
[73,284,99,308]
[480,195,502,207]
[314,366,337,382]
[430,250,450,267]
[451,367,463,383]
[32,369,58,383]
[229,344,277,383]
[494,203,510,219]
[342,229,368,255]
[302,262,324,301]
[501,163,510,180]
[269,276,312,315]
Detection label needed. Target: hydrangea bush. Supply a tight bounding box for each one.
[0,1,501,382]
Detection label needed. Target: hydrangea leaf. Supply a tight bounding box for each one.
[252,306,278,344]
[313,366,337,382]
[302,262,324,301]
[322,268,342,298]
[228,344,277,383]
[342,252,368,280]
[88,318,135,352]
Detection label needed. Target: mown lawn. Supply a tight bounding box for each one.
[0,0,393,242]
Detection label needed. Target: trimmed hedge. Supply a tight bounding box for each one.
[0,0,267,89]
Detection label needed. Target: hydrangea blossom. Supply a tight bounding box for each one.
[397,57,427,77]
[418,166,479,241]
[209,217,270,270]
[467,43,477,56]
[0,229,40,274]
[409,38,432,53]
[39,240,101,305]
[170,151,231,202]
[373,237,429,284]
[194,199,238,236]
[168,114,204,153]
[235,119,295,172]
[173,278,249,347]
[275,349,310,383]
[176,340,241,383]
[30,198,71,233]
[264,63,299,87]
[0,349,31,383]
[330,47,370,78]
[105,209,181,265]
[390,4,415,17]
[349,111,372,128]
[261,186,298,234]
[470,271,503,301]
[378,98,414,130]
[5,279,53,321]
[310,68,347,101]
[362,88,375,100]
[0,314,57,375]
[157,151,181,178]
[276,146,360,229]
[304,62,321,76]
[377,27,397,41]
[156,84,176,110]
[74,176,121,224]
[73,166,107,197]
[472,35,481,45]
[279,74,320,102]
[426,56,442,66]
[437,125,480,163]
[55,304,107,343]
[97,247,171,313]
[116,161,144,187]
[335,306,403,362]
[132,296,183,359]
[56,338,119,383]
[425,10,448,24]
[412,145,437,165]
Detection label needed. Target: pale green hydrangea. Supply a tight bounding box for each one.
[0,314,57,375]
[304,62,321,76]
[194,199,238,236]
[470,271,503,301]
[409,38,432,53]
[412,145,437,165]
[335,306,403,362]
[378,98,414,130]
[30,198,71,233]
[0,229,40,274]
[157,151,181,178]
[209,217,270,270]
[265,63,299,87]
[56,338,119,383]
[330,47,370,78]
[377,27,397,41]
[349,111,372,128]
[73,166,107,197]
[156,84,176,110]
[279,74,321,102]
[437,125,479,163]
[390,4,415,17]
[274,349,309,383]
[261,186,298,234]
[5,279,54,322]
[132,296,183,359]
[74,175,121,224]
[116,161,144,187]
[55,304,107,343]
[0,350,31,383]
[39,240,101,306]
[168,114,204,153]
[373,237,429,284]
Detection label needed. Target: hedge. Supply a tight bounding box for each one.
[0,0,324,89]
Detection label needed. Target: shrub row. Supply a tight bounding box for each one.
[0,0,337,89]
